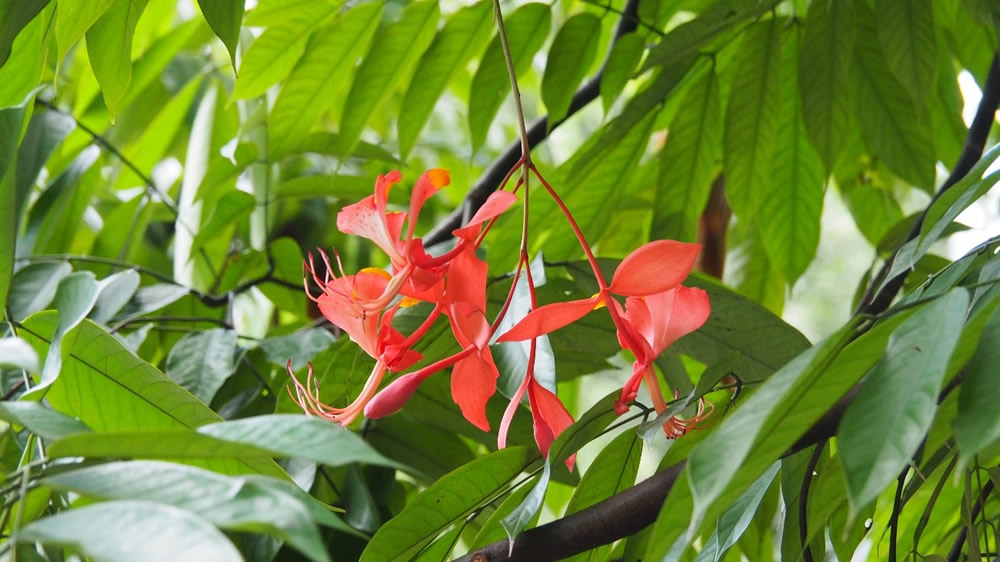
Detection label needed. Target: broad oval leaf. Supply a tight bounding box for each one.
[541,13,602,124]
[837,288,970,512]
[875,0,937,108]
[18,500,242,562]
[360,446,535,561]
[165,328,238,404]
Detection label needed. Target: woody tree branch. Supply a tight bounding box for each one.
[424,0,642,246]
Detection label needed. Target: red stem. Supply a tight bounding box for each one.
[398,303,443,350]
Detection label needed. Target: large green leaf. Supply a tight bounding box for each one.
[337,0,439,156]
[722,16,782,219]
[541,13,601,124]
[838,288,969,512]
[0,104,25,310]
[85,0,149,118]
[0,3,52,109]
[0,401,90,441]
[599,32,645,114]
[268,3,383,157]
[468,3,551,151]
[14,109,75,217]
[165,328,238,404]
[54,0,116,63]
[231,0,340,100]
[799,0,855,172]
[501,459,550,545]
[397,1,493,159]
[875,0,937,108]
[652,67,721,243]
[6,262,72,322]
[196,0,243,69]
[852,1,935,189]
[0,0,50,68]
[759,26,825,284]
[18,500,242,562]
[17,313,284,478]
[44,461,333,561]
[694,462,780,562]
[954,305,1000,464]
[360,447,535,561]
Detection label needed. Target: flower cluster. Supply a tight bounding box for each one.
[287,166,713,465]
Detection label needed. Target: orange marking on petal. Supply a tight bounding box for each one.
[359,267,392,281]
[592,293,606,310]
[399,296,420,307]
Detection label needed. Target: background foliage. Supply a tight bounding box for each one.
[2,0,1000,560]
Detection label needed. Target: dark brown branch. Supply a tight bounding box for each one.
[947,479,995,562]
[858,51,1000,316]
[424,0,642,246]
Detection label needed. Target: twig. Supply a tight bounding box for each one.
[425,0,642,246]
[947,479,995,562]
[858,51,1000,316]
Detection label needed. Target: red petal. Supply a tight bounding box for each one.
[496,297,599,342]
[451,351,498,432]
[407,169,450,239]
[453,191,518,240]
[657,286,711,351]
[364,372,425,419]
[609,240,701,296]
[528,380,576,470]
[447,303,491,349]
[445,247,487,311]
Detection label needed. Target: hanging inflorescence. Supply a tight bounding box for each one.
[286,160,714,468]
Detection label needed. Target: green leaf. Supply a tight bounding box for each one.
[274,174,374,200]
[27,271,100,395]
[722,17,782,218]
[0,336,39,372]
[258,328,335,370]
[337,0,439,156]
[876,0,937,108]
[18,313,285,477]
[0,3,52,109]
[799,0,855,172]
[196,0,244,69]
[0,0,50,67]
[6,261,72,321]
[652,67,721,243]
[563,431,642,562]
[54,0,116,63]
[165,328,238,404]
[501,460,550,545]
[360,447,535,561]
[114,283,190,321]
[0,401,90,440]
[268,3,383,157]
[231,0,340,100]
[759,26,825,284]
[547,390,620,467]
[44,461,332,562]
[853,2,935,189]
[541,13,601,124]
[398,1,493,159]
[14,109,75,218]
[695,462,779,562]
[18,500,242,561]
[189,191,255,254]
[85,0,149,118]
[953,305,1000,464]
[366,415,477,482]
[599,32,645,114]
[468,3,551,151]
[0,105,24,311]
[197,414,399,468]
[842,181,904,247]
[465,477,539,551]
[837,288,969,512]
[90,269,141,323]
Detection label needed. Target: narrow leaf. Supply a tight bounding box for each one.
[55,0,116,62]
[85,0,149,118]
[541,13,601,124]
[501,460,550,547]
[954,305,1000,464]
[876,0,937,108]
[6,261,72,322]
[0,401,90,440]
[599,32,645,114]
[196,0,244,69]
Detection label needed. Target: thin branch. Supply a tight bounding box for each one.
[425,0,642,246]
[858,51,1000,316]
[947,479,995,562]
[889,465,909,562]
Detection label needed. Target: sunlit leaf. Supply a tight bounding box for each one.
[196,0,243,69]
[541,13,601,124]
[876,0,937,108]
[165,328,238,404]
[0,401,90,440]
[599,32,644,115]
[85,0,149,118]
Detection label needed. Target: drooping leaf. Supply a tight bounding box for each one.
[114,284,190,321]
[18,500,242,562]
[196,0,244,69]
[231,0,340,100]
[838,288,969,512]
[85,0,150,118]
[759,26,825,284]
[694,462,780,562]
[337,0,439,156]
[953,305,1000,464]
[54,0,116,63]
[165,328,238,404]
[799,0,855,172]
[397,1,493,158]
[541,13,601,124]
[722,16,782,218]
[268,2,383,157]
[6,261,72,321]
[14,109,75,218]
[0,0,51,68]
[599,32,645,114]
[0,401,90,440]
[468,3,552,151]
[360,447,535,561]
[501,460,550,545]
[89,270,141,324]
[652,67,721,243]
[189,190,255,254]
[258,328,336,370]
[875,0,937,108]
[0,3,52,109]
[44,461,334,561]
[852,1,935,189]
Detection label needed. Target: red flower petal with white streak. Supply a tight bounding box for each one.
[451,348,498,432]
[609,240,701,297]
